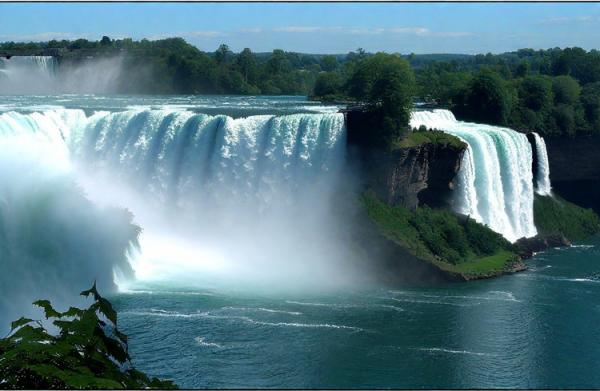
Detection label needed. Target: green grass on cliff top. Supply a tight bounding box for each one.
[433,251,516,275]
[394,129,467,150]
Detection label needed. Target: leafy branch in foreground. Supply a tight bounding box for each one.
[0,283,176,390]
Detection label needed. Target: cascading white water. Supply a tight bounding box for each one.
[0,55,124,94]
[0,56,57,92]
[69,109,347,209]
[0,108,142,329]
[0,107,353,288]
[410,109,539,242]
[531,132,552,196]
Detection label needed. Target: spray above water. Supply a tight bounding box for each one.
[0,55,124,94]
[410,109,542,242]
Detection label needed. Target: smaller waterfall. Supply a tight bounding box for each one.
[0,56,57,93]
[410,109,538,242]
[532,132,552,196]
[0,56,57,76]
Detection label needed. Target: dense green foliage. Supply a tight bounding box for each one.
[398,128,466,149]
[534,195,600,241]
[413,48,600,137]
[361,192,514,266]
[0,283,176,389]
[349,54,416,146]
[311,53,416,148]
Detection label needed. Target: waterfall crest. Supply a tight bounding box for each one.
[532,132,552,196]
[410,109,540,242]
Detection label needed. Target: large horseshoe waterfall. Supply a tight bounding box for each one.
[410,109,552,242]
[0,103,354,294]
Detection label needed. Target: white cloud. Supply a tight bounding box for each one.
[273,26,338,33]
[540,15,600,24]
[269,26,471,38]
[238,28,264,34]
[186,30,227,38]
[388,27,430,35]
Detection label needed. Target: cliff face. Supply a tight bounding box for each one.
[345,109,465,210]
[375,143,464,210]
[544,136,600,212]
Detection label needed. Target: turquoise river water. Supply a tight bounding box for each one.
[112,238,600,389]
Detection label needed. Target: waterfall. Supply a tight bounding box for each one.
[68,109,347,210]
[0,55,123,94]
[0,107,352,288]
[0,56,57,93]
[531,132,552,196]
[410,109,538,242]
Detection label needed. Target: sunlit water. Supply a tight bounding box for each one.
[112,239,600,388]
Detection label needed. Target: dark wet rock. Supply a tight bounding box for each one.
[515,233,572,259]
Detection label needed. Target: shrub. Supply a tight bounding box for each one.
[0,283,176,389]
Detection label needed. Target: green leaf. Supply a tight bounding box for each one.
[33,299,61,319]
[61,306,83,318]
[10,317,34,331]
[80,281,101,301]
[96,298,117,325]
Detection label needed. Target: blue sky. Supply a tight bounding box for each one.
[1,3,600,54]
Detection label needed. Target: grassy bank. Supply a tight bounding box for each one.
[394,129,466,150]
[361,192,518,277]
[534,194,600,241]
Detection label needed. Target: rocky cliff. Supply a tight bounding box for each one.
[345,109,465,210]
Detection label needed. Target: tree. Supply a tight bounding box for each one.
[346,53,416,146]
[235,48,257,84]
[0,284,176,389]
[313,72,343,100]
[552,104,576,136]
[581,82,600,133]
[321,55,339,72]
[100,36,112,47]
[519,76,552,111]
[215,44,231,65]
[552,75,581,105]
[459,70,512,125]
[514,61,530,78]
[266,49,290,74]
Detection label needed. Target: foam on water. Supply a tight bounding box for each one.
[194,337,222,348]
[222,307,303,316]
[121,309,362,331]
[412,347,494,356]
